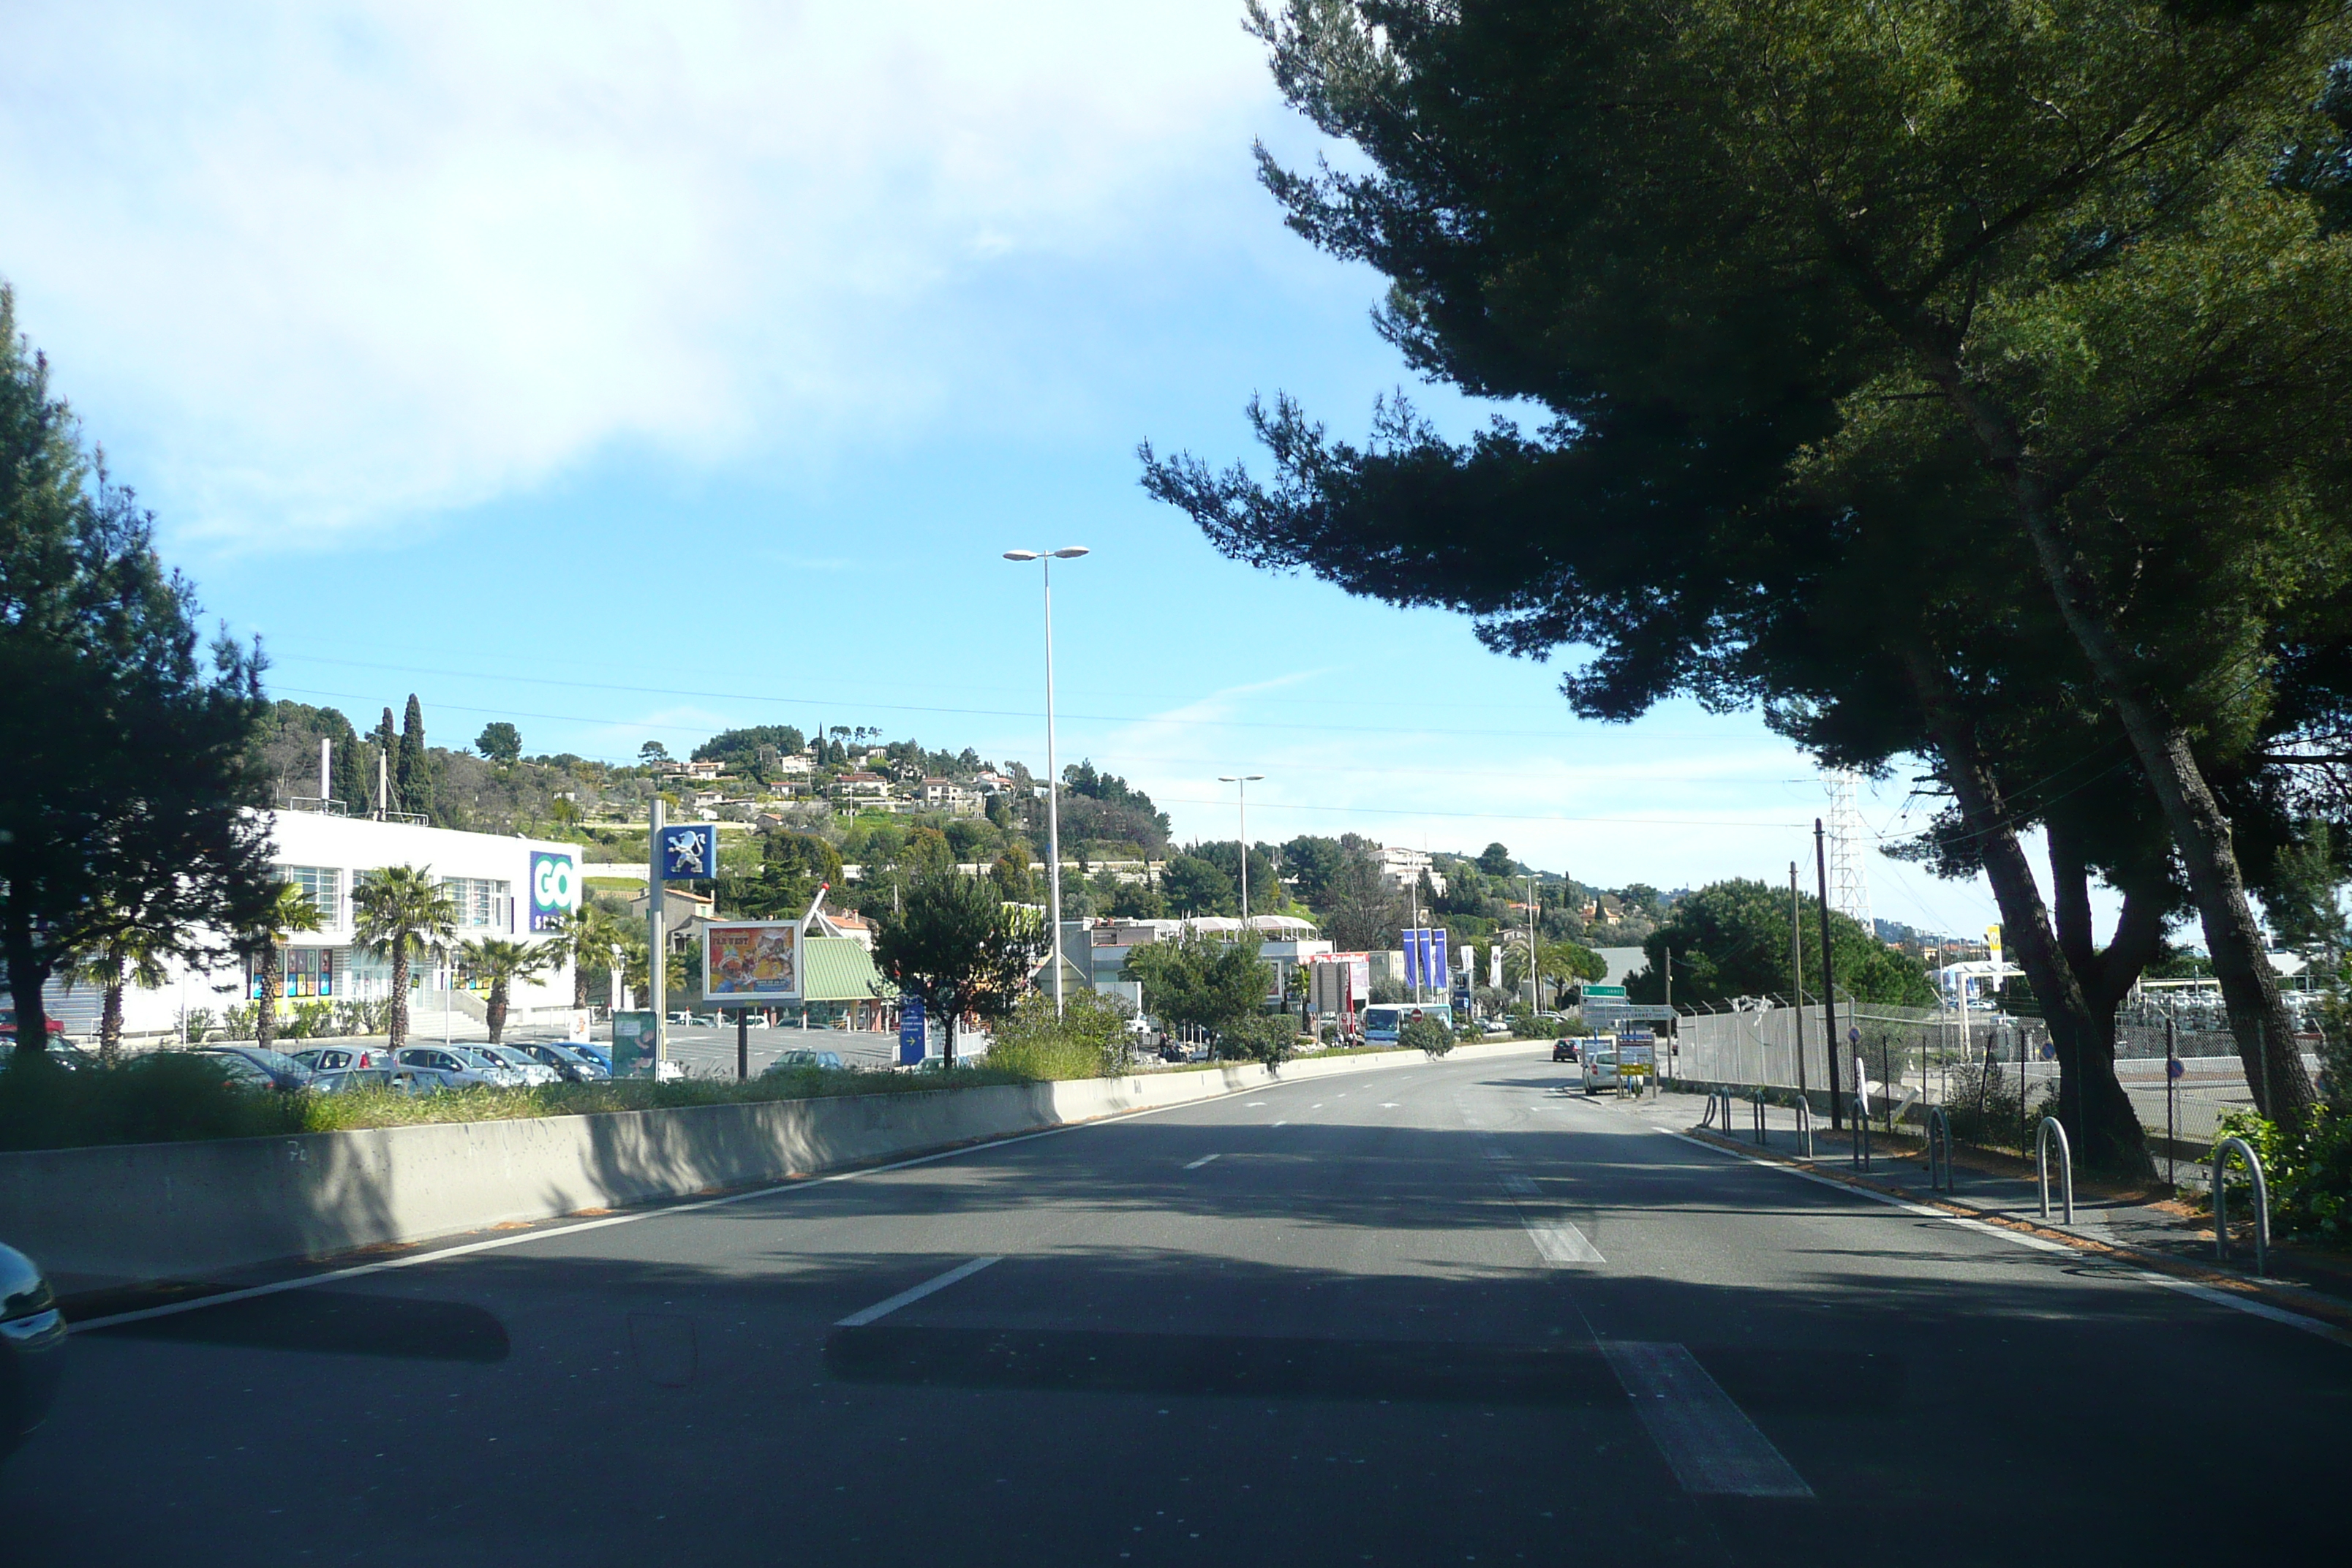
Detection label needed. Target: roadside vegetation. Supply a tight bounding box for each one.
[0,1051,1037,1153]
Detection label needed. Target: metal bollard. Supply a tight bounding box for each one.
[1924,1105,1953,1193]
[1753,1091,1767,1147]
[1794,1097,1814,1161]
[2035,1117,2073,1224]
[2213,1136,2269,1277]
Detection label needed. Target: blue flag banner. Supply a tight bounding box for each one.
[1431,928,1448,991]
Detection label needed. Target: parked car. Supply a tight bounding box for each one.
[504,1042,608,1082]
[0,1040,97,1071]
[1581,1047,1618,1094]
[560,1041,614,1073]
[0,1242,64,1466]
[1552,1039,1580,1063]
[471,1045,558,1087]
[309,1066,432,1096]
[0,1009,64,1042]
[290,1046,391,1074]
[392,1047,500,1090]
[192,1046,316,1090]
[763,1048,845,1074]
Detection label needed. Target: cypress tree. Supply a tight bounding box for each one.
[396,693,433,820]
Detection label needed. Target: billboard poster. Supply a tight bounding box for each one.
[658,823,718,881]
[611,1011,656,1077]
[702,920,802,1003]
[528,851,577,932]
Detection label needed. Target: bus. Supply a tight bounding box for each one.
[1362,1003,1454,1044]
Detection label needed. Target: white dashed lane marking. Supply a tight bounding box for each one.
[1183,1153,1221,1170]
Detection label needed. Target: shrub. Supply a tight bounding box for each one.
[1401,1016,1452,1058]
[2212,1108,2352,1243]
[0,1051,306,1150]
[1218,1012,1300,1066]
[177,1007,216,1044]
[987,990,1135,1080]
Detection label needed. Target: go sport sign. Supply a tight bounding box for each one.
[528,851,578,932]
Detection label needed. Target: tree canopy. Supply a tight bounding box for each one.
[1628,881,1934,1011]
[1141,0,2352,1150]
[871,867,1045,1066]
[0,287,277,1049]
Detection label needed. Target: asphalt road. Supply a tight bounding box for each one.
[8,1050,2348,1565]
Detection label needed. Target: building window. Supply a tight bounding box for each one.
[280,864,344,925]
[441,877,513,930]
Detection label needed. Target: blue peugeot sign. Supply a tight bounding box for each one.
[657,823,717,881]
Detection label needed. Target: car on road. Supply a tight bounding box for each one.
[1552,1038,1581,1063]
[504,1041,608,1082]
[763,1048,845,1074]
[472,1044,559,1086]
[0,1241,64,1466]
[392,1047,503,1090]
[1580,1047,1618,1093]
[192,1046,317,1090]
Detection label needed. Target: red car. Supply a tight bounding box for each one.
[0,1009,64,1040]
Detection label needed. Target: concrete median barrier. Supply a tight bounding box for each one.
[0,1041,1547,1292]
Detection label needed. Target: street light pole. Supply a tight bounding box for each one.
[1217,774,1264,929]
[1005,547,1090,1014]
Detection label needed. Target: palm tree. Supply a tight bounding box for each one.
[457,935,551,1044]
[247,882,323,1051]
[546,903,627,1008]
[69,927,170,1065]
[350,865,458,1051]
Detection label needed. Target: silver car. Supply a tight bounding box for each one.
[472,1044,558,1087]
[393,1047,502,1090]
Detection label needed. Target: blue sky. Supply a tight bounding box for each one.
[0,1,2024,938]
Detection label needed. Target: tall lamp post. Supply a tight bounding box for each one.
[1004,546,1089,1013]
[1217,774,1264,928]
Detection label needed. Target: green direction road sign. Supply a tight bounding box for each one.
[1583,985,1627,999]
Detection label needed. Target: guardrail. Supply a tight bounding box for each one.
[2036,1116,2073,1224]
[1923,1106,1953,1192]
[2212,1135,2269,1277]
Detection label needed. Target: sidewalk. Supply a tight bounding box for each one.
[1608,1086,2352,1330]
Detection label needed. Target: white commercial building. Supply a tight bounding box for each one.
[97,809,586,1041]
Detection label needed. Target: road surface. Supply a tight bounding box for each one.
[8,1049,2346,1564]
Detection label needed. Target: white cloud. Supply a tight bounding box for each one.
[0,1,1278,546]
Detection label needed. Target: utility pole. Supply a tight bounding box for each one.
[1790,862,1808,1114]
[1815,820,1841,1132]
[648,795,667,1077]
[1003,547,1089,1014]
[1526,873,1541,1013]
[1218,775,1264,929]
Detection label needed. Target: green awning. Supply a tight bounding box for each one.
[802,936,886,1003]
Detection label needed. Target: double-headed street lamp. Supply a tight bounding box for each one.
[1004,547,1089,1013]
[1217,774,1264,928]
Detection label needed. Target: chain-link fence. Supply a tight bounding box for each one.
[1670,998,2317,1152]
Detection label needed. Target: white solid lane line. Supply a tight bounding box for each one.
[1526,1222,1606,1264]
[835,1257,1003,1327]
[1184,1153,1221,1170]
[1272,1120,1289,1127]
[1601,1341,1812,1498]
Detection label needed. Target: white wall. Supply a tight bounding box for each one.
[101,811,587,1039]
